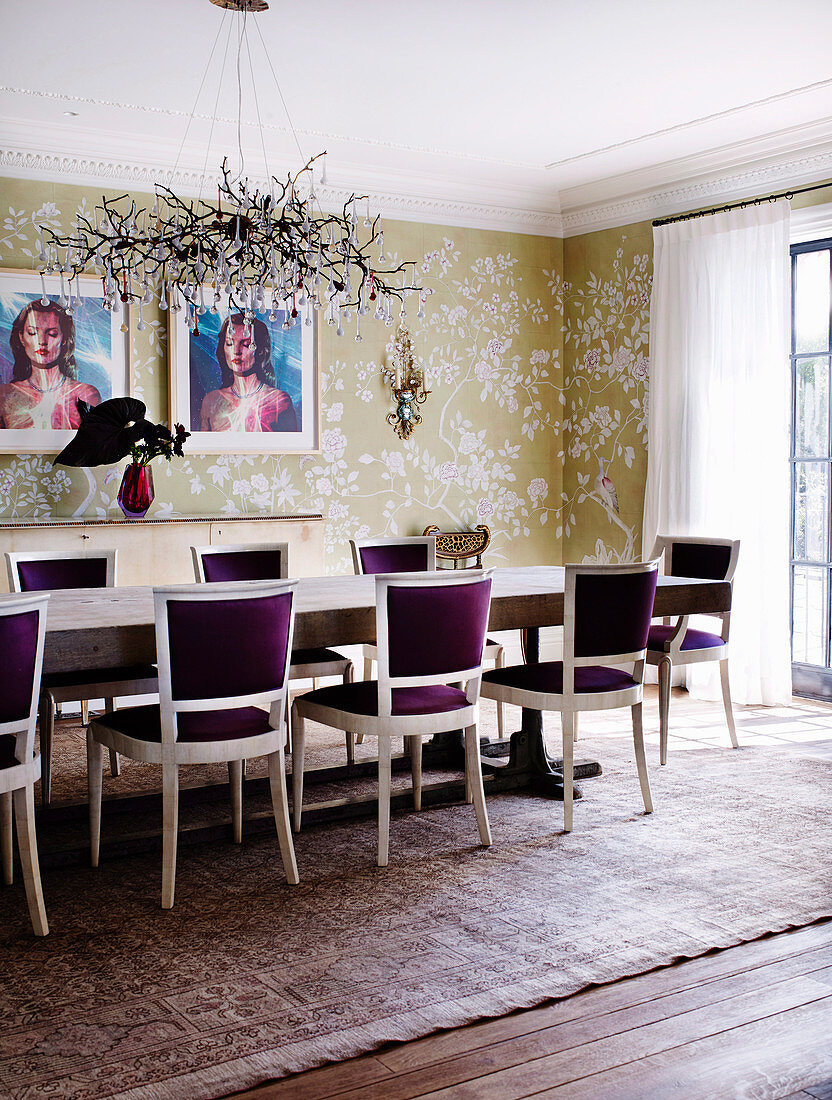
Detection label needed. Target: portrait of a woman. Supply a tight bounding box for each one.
[0,299,102,430]
[199,314,298,433]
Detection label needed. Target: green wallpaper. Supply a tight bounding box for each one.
[0,177,565,573]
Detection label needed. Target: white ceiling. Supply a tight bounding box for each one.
[2,0,832,232]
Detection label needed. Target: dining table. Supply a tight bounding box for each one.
[39,566,732,812]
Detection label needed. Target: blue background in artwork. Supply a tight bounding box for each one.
[0,292,113,399]
[189,310,303,432]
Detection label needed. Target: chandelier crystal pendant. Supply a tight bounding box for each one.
[41,0,423,341]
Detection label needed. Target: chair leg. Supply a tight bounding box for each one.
[344,663,355,765]
[561,712,575,833]
[464,724,492,846]
[1,791,12,885]
[81,699,90,726]
[103,698,120,777]
[720,659,739,749]
[161,763,179,910]
[268,747,299,885]
[378,735,392,867]
[357,657,373,746]
[87,730,105,868]
[495,649,505,740]
[13,784,48,936]
[409,735,423,811]
[228,760,243,844]
[291,707,305,833]
[38,693,54,806]
[658,655,672,766]
[632,701,653,814]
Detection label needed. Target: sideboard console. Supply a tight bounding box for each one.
[0,514,325,591]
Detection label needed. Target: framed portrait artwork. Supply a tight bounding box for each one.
[0,269,128,454]
[169,298,319,453]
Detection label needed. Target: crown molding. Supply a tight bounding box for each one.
[0,118,563,238]
[560,121,832,235]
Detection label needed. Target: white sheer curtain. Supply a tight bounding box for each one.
[643,200,792,706]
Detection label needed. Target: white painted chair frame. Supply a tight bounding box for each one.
[481,561,660,833]
[350,536,506,739]
[191,542,355,758]
[292,569,494,867]
[0,593,50,935]
[87,580,300,909]
[5,549,158,803]
[648,536,740,765]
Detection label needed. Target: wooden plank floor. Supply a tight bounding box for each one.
[230,919,832,1100]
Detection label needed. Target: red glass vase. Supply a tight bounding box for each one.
[117,463,154,519]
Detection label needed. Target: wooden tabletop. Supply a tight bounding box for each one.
[32,566,731,675]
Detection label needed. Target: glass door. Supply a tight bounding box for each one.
[791,238,832,696]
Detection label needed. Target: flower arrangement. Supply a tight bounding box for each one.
[54,397,190,517]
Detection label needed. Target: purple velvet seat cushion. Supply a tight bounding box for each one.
[0,734,20,769]
[301,680,470,717]
[289,647,350,668]
[647,625,726,651]
[482,661,637,695]
[359,544,430,574]
[94,703,274,743]
[42,663,158,691]
[201,549,284,583]
[0,609,39,723]
[17,558,108,591]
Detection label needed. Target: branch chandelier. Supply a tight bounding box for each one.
[40,0,424,343]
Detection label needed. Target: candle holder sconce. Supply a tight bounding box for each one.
[383,321,431,440]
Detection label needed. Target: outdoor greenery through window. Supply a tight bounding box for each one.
[791,238,832,696]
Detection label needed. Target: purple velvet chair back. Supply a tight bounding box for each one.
[359,544,431,575]
[0,594,48,763]
[0,609,40,724]
[571,565,658,661]
[16,557,108,591]
[200,548,285,583]
[668,541,734,581]
[163,591,294,702]
[381,574,493,680]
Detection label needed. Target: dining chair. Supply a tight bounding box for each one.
[191,542,356,759]
[647,535,741,764]
[350,536,506,738]
[291,570,494,866]
[87,580,300,909]
[0,593,50,935]
[480,561,659,833]
[5,549,159,804]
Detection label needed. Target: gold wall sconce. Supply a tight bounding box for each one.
[383,320,431,440]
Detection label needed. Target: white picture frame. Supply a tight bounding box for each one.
[169,295,320,454]
[0,269,129,455]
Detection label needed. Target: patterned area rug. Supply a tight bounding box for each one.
[1,722,831,1099]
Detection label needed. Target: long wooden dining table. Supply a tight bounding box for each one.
[40,566,731,809]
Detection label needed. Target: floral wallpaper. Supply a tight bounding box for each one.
[0,174,656,573]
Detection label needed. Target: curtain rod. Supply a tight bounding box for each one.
[652,179,832,227]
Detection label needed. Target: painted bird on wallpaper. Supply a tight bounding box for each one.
[594,457,620,521]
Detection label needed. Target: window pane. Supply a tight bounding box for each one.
[794,357,829,457]
[792,565,827,665]
[794,250,831,354]
[793,462,829,561]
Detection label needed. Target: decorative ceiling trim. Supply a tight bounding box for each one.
[0,146,564,237]
[560,144,832,236]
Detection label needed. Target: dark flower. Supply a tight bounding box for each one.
[53,397,190,469]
